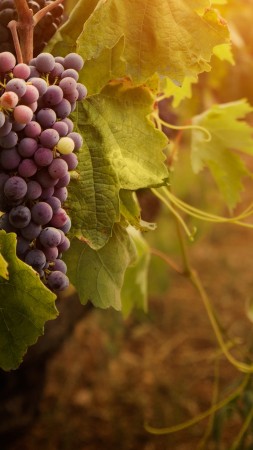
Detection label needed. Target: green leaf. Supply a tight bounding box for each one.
[121,228,150,317]
[0,252,8,280]
[76,0,229,87]
[64,225,137,310]
[162,76,198,107]
[191,99,253,208]
[0,232,57,371]
[67,81,168,249]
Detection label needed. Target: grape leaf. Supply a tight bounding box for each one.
[162,76,198,107]
[76,0,229,86]
[64,225,136,310]
[0,252,8,280]
[191,99,253,208]
[121,228,150,317]
[68,81,168,249]
[0,232,57,371]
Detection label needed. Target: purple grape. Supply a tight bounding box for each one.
[58,235,70,253]
[52,259,67,274]
[62,152,78,170]
[0,213,15,232]
[46,196,61,212]
[39,226,62,247]
[5,78,27,97]
[0,52,16,73]
[34,147,53,167]
[53,187,68,202]
[26,180,42,200]
[40,186,54,199]
[63,53,84,71]
[62,118,74,133]
[49,62,64,80]
[9,205,31,228]
[31,201,53,225]
[59,77,77,95]
[43,85,63,106]
[61,68,79,81]
[59,216,71,233]
[28,77,47,96]
[52,120,68,136]
[55,56,64,65]
[35,52,55,73]
[68,132,83,151]
[16,236,30,258]
[55,172,70,188]
[13,63,31,80]
[53,98,71,119]
[36,168,59,188]
[0,147,21,170]
[49,208,68,228]
[39,128,59,148]
[25,248,46,270]
[76,83,87,101]
[43,246,58,261]
[13,105,33,124]
[18,158,37,177]
[18,137,38,157]
[21,221,42,240]
[0,131,18,148]
[4,176,27,200]
[29,66,40,77]
[0,117,12,137]
[21,84,39,104]
[48,158,68,179]
[24,120,42,138]
[47,270,69,291]
[37,108,57,128]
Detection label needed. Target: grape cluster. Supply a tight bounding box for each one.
[0,51,87,292]
[0,0,65,56]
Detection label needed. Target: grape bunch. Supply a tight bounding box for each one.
[0,50,87,292]
[0,0,65,56]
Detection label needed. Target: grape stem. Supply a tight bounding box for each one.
[9,0,64,64]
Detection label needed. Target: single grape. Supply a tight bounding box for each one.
[0,117,12,137]
[36,107,57,128]
[31,201,53,225]
[5,78,27,97]
[13,104,33,124]
[4,176,27,200]
[26,180,42,200]
[63,53,84,71]
[0,147,21,170]
[48,158,68,179]
[18,137,38,157]
[39,128,59,148]
[56,136,75,154]
[59,77,77,95]
[0,51,16,73]
[21,221,42,240]
[34,147,54,167]
[55,172,70,188]
[58,235,70,253]
[0,130,18,148]
[1,91,19,108]
[59,216,71,233]
[46,196,61,212]
[52,258,67,274]
[53,98,71,119]
[43,85,63,106]
[9,205,31,228]
[52,120,68,136]
[62,117,74,133]
[43,246,58,261]
[62,152,78,170]
[35,52,55,73]
[67,132,83,151]
[76,83,87,101]
[40,186,54,199]
[25,248,46,270]
[21,84,39,104]
[49,208,68,228]
[28,77,47,96]
[39,226,62,247]
[61,68,79,81]
[24,120,42,138]
[18,158,37,177]
[47,270,69,291]
[53,187,68,202]
[13,63,31,80]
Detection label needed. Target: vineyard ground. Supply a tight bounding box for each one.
[6,209,253,450]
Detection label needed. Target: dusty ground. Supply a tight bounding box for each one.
[5,208,253,450]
